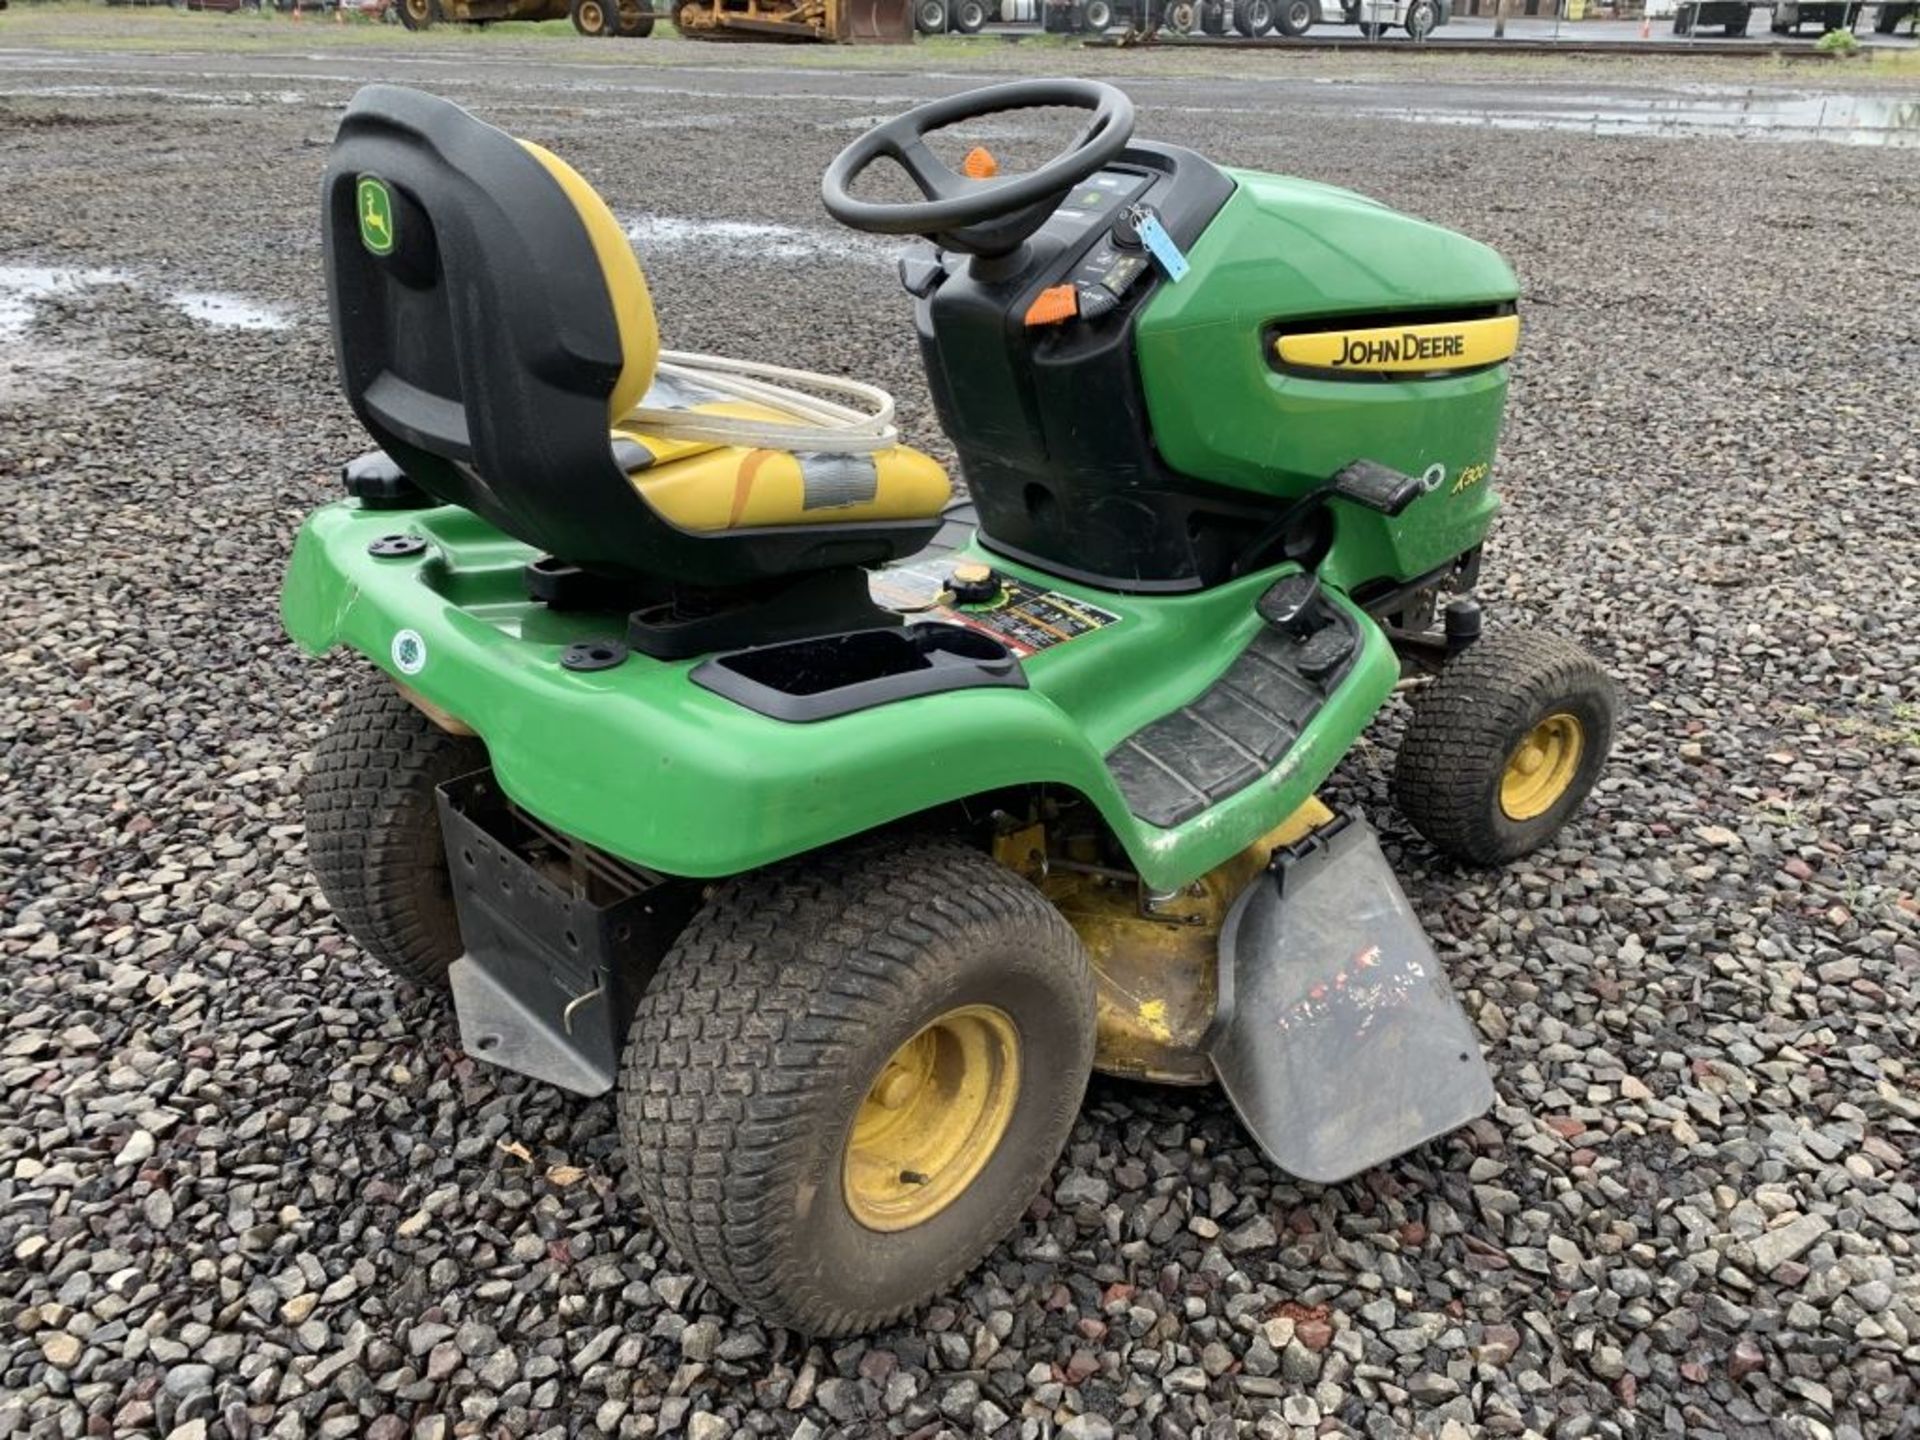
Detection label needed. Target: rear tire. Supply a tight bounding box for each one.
[615,0,655,32]
[914,0,948,28]
[619,838,1096,1336]
[1165,0,1197,26]
[1232,0,1274,30]
[953,0,988,27]
[1405,0,1434,34]
[305,679,484,987]
[395,0,435,27]
[1082,0,1114,27]
[1393,629,1616,867]
[1273,0,1311,29]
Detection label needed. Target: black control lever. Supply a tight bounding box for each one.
[1256,571,1327,638]
[1231,459,1430,579]
[896,249,947,299]
[1331,460,1427,517]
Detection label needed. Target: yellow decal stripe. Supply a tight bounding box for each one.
[1275,314,1520,375]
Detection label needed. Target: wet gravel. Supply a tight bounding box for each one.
[3,28,1919,1440]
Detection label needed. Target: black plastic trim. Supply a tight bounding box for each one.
[626,567,901,662]
[343,450,431,510]
[916,141,1258,592]
[691,621,1027,723]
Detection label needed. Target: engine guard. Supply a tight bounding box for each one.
[1208,814,1495,1185]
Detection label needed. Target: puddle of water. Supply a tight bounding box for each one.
[623,215,900,266]
[1360,91,1920,148]
[0,264,293,337]
[0,84,310,106]
[0,343,142,406]
[0,265,130,338]
[169,291,292,332]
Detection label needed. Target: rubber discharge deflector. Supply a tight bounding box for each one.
[1209,814,1495,1183]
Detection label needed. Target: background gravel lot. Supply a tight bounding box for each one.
[2,19,1917,1440]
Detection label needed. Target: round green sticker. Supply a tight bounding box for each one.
[357,176,396,257]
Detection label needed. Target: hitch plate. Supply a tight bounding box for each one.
[436,770,695,1096]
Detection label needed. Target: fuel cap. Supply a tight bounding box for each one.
[947,561,1003,606]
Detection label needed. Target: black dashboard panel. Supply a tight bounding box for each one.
[912,142,1263,593]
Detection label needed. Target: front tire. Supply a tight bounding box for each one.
[619,838,1097,1335]
[914,0,948,28]
[1394,629,1616,867]
[571,0,616,33]
[1405,0,1434,35]
[1274,0,1312,30]
[395,0,436,26]
[1081,0,1114,27]
[1165,0,1197,27]
[1232,0,1274,30]
[305,679,484,987]
[615,0,655,33]
[952,0,988,28]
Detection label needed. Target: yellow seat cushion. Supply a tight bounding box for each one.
[519,142,944,533]
[519,140,661,422]
[611,388,950,533]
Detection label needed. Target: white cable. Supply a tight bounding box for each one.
[623,349,899,455]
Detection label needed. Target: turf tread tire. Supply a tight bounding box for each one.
[305,679,484,987]
[1393,629,1614,867]
[618,837,1095,1336]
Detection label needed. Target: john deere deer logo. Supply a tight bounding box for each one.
[357,176,396,257]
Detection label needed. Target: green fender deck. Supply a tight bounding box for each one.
[282,500,1401,892]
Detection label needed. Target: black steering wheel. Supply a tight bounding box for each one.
[821,79,1136,259]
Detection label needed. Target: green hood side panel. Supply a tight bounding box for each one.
[1136,174,1521,590]
[283,502,1399,891]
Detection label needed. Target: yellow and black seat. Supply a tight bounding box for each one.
[322,86,950,592]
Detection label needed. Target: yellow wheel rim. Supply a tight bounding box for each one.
[580,1,602,24]
[843,1005,1020,1233]
[1500,712,1584,821]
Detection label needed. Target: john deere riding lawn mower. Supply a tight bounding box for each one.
[285,79,1615,1334]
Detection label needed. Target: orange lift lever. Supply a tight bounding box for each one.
[1023,285,1080,327]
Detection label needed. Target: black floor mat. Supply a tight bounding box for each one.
[1105,618,1356,828]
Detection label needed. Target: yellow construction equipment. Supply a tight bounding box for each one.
[671,0,912,39]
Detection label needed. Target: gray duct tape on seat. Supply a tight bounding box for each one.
[798,453,880,510]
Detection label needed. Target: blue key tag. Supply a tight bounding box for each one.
[1136,211,1190,283]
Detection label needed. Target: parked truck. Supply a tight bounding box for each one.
[1670,0,1911,33]
[915,0,1036,31]
[1131,0,1447,36]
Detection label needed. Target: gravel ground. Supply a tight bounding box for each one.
[3,22,1919,1440]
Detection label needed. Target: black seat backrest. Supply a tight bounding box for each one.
[322,85,935,588]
